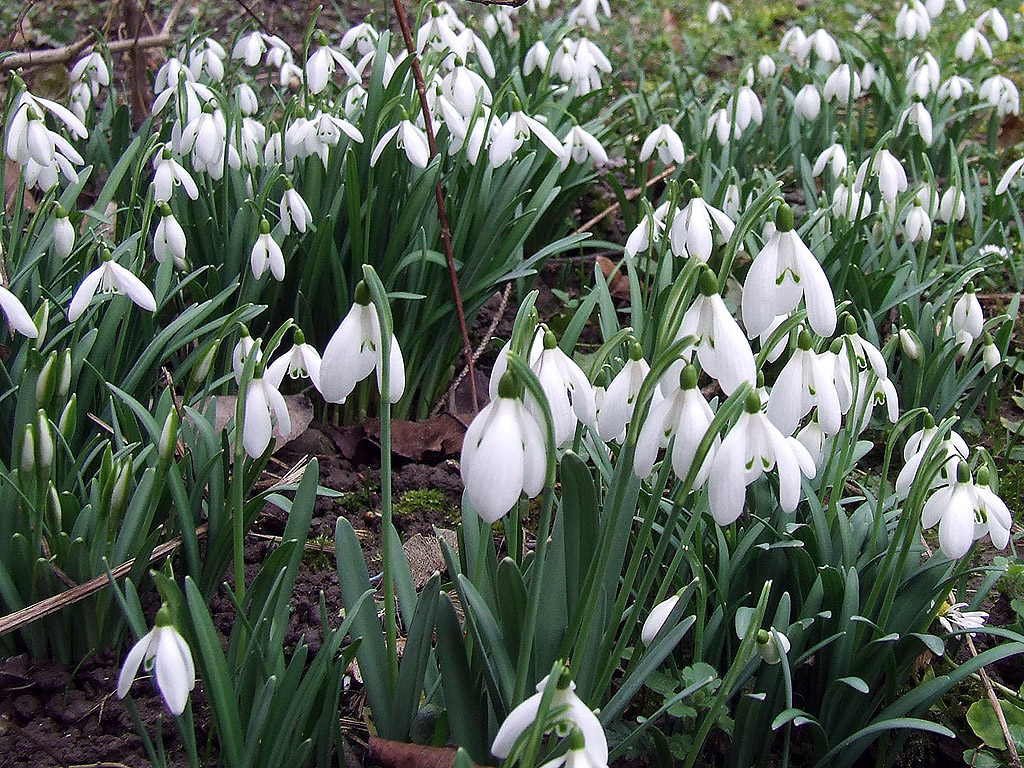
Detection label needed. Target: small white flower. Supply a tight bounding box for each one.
[117,609,195,716]
[707,1,733,23]
[855,150,908,204]
[895,1,931,39]
[305,41,360,95]
[523,39,551,75]
[897,102,933,146]
[938,76,974,102]
[905,53,940,98]
[68,252,157,322]
[800,29,841,63]
[793,84,821,121]
[642,594,681,644]
[937,593,988,635]
[951,284,984,341]
[530,329,597,448]
[152,147,199,202]
[922,463,1011,559]
[823,65,862,103]
[279,182,312,235]
[812,144,848,178]
[597,343,653,442]
[899,328,923,360]
[0,284,37,338]
[243,376,292,457]
[757,55,777,79]
[669,185,736,261]
[266,330,322,391]
[756,627,791,665]
[340,22,380,56]
[639,124,686,165]
[232,31,267,66]
[996,157,1024,195]
[979,75,1020,117]
[956,28,992,61]
[903,201,932,242]
[250,219,285,281]
[560,125,608,170]
[983,333,1001,371]
[370,119,431,169]
[831,182,872,221]
[52,205,75,258]
[939,187,966,223]
[625,200,671,257]
[975,8,1009,41]
[154,205,187,269]
[489,108,564,167]
[767,329,842,435]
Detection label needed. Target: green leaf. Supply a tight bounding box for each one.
[967,699,1024,750]
[390,573,440,740]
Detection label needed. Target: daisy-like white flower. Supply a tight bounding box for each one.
[922,462,1011,559]
[250,219,285,281]
[767,329,842,435]
[937,591,988,635]
[68,250,156,322]
[370,118,431,169]
[597,342,653,442]
[669,183,736,261]
[152,147,199,202]
[243,375,292,457]
[530,329,597,447]
[460,372,546,523]
[117,606,195,716]
[492,669,607,768]
[634,364,719,484]
[319,281,405,404]
[676,268,755,394]
[741,204,837,339]
[708,390,816,525]
[279,180,312,236]
[154,204,187,269]
[560,125,608,170]
[639,124,686,165]
[793,84,821,121]
[824,65,862,103]
[266,329,322,391]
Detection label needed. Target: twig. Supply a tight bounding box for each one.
[1,0,185,71]
[389,0,479,413]
[574,163,677,235]
[967,634,1023,768]
[0,524,208,638]
[231,0,275,37]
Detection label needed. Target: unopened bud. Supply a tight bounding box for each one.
[45,482,61,532]
[36,350,59,404]
[898,329,922,360]
[110,460,132,516]
[58,395,77,440]
[159,409,179,463]
[20,426,34,475]
[35,410,53,473]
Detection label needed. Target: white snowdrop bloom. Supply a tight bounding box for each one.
[855,150,908,204]
[922,463,1011,559]
[831,182,873,220]
[706,110,734,145]
[899,328,923,360]
[903,200,933,242]
[187,39,225,81]
[489,108,564,167]
[371,119,431,169]
[780,26,807,59]
[179,104,226,168]
[924,0,945,17]
[824,64,861,103]
[242,375,292,457]
[756,628,791,665]
[0,279,36,339]
[232,329,262,384]
[569,38,612,94]
[722,184,741,220]
[70,82,92,123]
[625,200,671,257]
[756,314,791,363]
[905,53,940,98]
[6,92,88,168]
[669,185,736,261]
[708,390,816,525]
[895,1,932,39]
[418,8,464,54]
[793,84,821,121]
[492,672,607,767]
[742,204,837,338]
[849,369,899,433]
[154,205,187,269]
[462,110,498,165]
[278,60,303,89]
[938,76,974,102]
[235,83,259,116]
[461,375,546,524]
[567,0,612,31]
[975,8,1009,41]
[523,39,551,75]
[551,38,580,83]
[70,51,110,97]
[951,284,984,341]
[154,56,193,94]
[980,75,1020,116]
[232,31,266,66]
[456,28,497,79]
[861,62,878,90]
[639,124,686,165]
[68,251,156,322]
[676,269,756,394]
[344,84,368,119]
[237,117,266,166]
[320,282,405,404]
[795,418,828,469]
[308,112,365,161]
[801,29,841,63]
[261,34,292,69]
[266,329,322,391]
[279,182,312,235]
[813,143,848,178]
[767,330,842,435]
[560,125,608,170]
[340,22,380,56]
[642,594,681,645]
[939,187,966,223]
[983,333,1001,371]
[117,608,195,716]
[996,157,1024,194]
[896,422,968,499]
[598,344,655,442]
[755,56,776,82]
[634,364,719,484]
[956,28,992,61]
[250,220,285,281]
[305,41,360,95]
[483,8,516,38]
[529,329,597,448]
[52,204,74,258]
[441,65,492,117]
[727,86,763,131]
[707,1,733,23]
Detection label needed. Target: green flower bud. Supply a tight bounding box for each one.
[354,281,370,305]
[744,390,762,413]
[775,204,795,232]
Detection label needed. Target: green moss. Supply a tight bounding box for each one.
[393,488,457,522]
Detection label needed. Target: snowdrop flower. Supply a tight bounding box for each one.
[117,606,195,716]
[320,282,406,404]
[250,219,285,281]
[567,38,612,93]
[489,105,564,167]
[824,65,862,103]
[418,7,463,54]
[530,329,597,447]
[894,415,968,499]
[68,250,157,322]
[152,147,199,202]
[793,84,821,121]
[727,86,763,131]
[924,0,945,17]
[742,204,837,338]
[460,372,546,523]
[305,37,361,94]
[266,329,323,391]
[850,369,899,432]
[758,55,777,79]
[561,125,608,170]
[154,204,187,269]
[996,157,1024,194]
[179,103,226,169]
[767,330,842,435]
[232,31,266,66]
[975,8,1009,41]
[5,93,87,183]
[340,22,380,56]
[598,343,653,442]
[71,51,110,94]
[635,364,719,484]
[707,1,733,23]
[895,1,932,39]
[279,180,312,235]
[625,200,671,257]
[956,28,992,61]
[242,374,292,457]
[706,110,734,145]
[813,143,848,178]
[676,268,755,393]
[708,390,816,525]
[235,82,259,116]
[492,669,607,767]
[722,183,741,220]
[855,150,907,203]
[861,62,878,90]
[371,118,431,168]
[641,594,682,645]
[523,39,551,75]
[980,75,1020,116]
[899,328,923,360]
[567,0,612,31]
[780,26,807,58]
[441,65,492,117]
[52,204,74,258]
[756,628,791,665]
[937,592,988,635]
[903,200,933,242]
[922,463,1011,559]
[952,283,984,343]
[640,124,686,165]
[938,76,973,101]
[232,328,262,383]
[0,283,37,339]
[982,332,1000,371]
[898,102,934,146]
[831,182,872,220]
[939,187,966,223]
[669,183,736,261]
[801,29,841,63]
[905,53,940,98]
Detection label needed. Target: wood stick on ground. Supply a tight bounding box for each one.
[967,634,1023,768]
[574,163,679,235]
